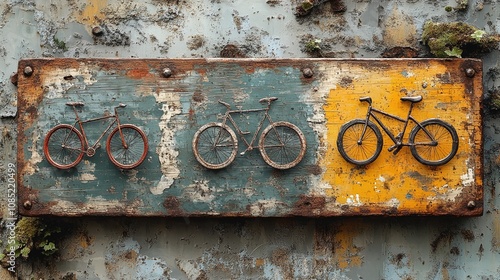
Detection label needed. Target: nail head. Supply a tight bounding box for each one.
[465,68,475,77]
[92,26,103,36]
[467,200,475,209]
[24,66,33,76]
[302,68,313,78]
[162,68,172,78]
[23,200,32,210]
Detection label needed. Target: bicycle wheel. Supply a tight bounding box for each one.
[337,119,383,165]
[259,121,307,169]
[106,124,148,169]
[409,119,458,166]
[192,122,238,169]
[44,124,84,169]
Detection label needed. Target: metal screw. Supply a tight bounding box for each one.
[467,200,476,209]
[23,200,32,210]
[422,82,428,89]
[92,26,103,36]
[465,68,475,77]
[23,66,33,76]
[162,68,172,78]
[302,68,314,78]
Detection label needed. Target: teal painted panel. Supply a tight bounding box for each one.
[17,58,321,216]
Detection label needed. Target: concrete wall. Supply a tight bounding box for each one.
[1,0,499,279]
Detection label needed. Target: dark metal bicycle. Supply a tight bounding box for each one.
[336,96,459,166]
[43,102,148,170]
[192,97,307,170]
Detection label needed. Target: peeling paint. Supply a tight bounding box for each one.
[182,180,214,202]
[24,129,42,175]
[346,194,362,206]
[50,196,144,214]
[42,67,97,99]
[152,85,183,194]
[460,167,475,187]
[249,199,285,216]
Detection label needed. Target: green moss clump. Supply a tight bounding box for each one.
[422,21,500,58]
[304,39,322,53]
[1,217,62,266]
[488,89,500,111]
[301,1,314,11]
[456,0,468,11]
[53,36,68,51]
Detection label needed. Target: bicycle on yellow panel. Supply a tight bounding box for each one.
[336,96,458,166]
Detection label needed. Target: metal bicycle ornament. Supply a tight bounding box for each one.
[192,97,307,170]
[43,102,149,170]
[336,96,459,166]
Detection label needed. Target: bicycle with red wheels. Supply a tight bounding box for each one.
[43,102,148,170]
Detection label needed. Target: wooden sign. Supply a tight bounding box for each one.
[17,58,483,216]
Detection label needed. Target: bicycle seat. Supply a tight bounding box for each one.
[400,96,422,103]
[259,97,278,104]
[218,100,231,109]
[66,102,85,107]
[359,97,372,104]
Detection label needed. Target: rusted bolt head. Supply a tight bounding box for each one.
[162,68,172,78]
[92,26,103,36]
[23,200,32,210]
[467,200,476,209]
[23,66,33,77]
[465,68,475,77]
[302,68,314,78]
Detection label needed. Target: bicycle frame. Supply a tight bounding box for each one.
[66,106,125,153]
[362,103,436,148]
[219,103,274,154]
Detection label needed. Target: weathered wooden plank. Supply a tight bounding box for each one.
[17,58,483,216]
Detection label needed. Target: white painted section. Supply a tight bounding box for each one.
[148,82,184,195]
[460,168,475,187]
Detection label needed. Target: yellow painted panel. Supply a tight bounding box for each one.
[320,59,481,215]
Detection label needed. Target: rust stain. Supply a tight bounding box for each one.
[291,195,326,216]
[79,231,93,249]
[271,248,293,279]
[126,68,152,79]
[491,212,500,251]
[333,221,364,269]
[461,229,475,242]
[76,0,108,26]
[192,90,204,103]
[163,196,185,216]
[431,229,455,253]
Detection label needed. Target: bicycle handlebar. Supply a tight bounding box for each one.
[218,97,278,110]
[259,97,278,104]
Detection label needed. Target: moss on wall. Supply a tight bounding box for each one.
[422,21,500,58]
